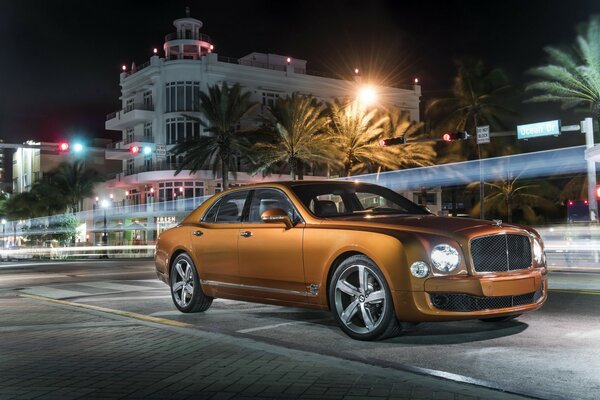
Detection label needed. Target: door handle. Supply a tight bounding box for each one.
[240,231,253,238]
[192,230,203,237]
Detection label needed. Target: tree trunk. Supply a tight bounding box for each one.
[506,195,512,223]
[221,158,229,190]
[290,157,297,181]
[297,160,304,180]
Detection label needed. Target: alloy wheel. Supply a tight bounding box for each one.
[172,259,194,308]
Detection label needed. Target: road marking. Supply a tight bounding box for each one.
[77,281,157,292]
[549,289,600,296]
[20,293,192,328]
[237,318,331,334]
[76,295,171,303]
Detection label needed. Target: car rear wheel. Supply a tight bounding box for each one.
[170,253,213,313]
[329,255,400,341]
[479,314,521,322]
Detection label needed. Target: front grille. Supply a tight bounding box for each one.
[470,234,532,273]
[430,283,544,312]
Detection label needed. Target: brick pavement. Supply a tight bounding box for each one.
[0,294,530,400]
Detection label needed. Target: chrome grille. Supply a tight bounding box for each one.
[470,234,532,273]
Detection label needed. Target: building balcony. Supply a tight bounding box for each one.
[105,104,154,131]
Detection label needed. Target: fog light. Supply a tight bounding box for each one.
[410,261,429,278]
[431,294,449,308]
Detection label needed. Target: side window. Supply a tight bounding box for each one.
[247,189,297,223]
[203,190,249,223]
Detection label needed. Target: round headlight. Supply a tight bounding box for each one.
[533,238,543,264]
[410,261,430,278]
[431,244,461,272]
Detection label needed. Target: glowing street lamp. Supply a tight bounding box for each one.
[358,85,377,106]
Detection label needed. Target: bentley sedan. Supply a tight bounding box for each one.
[155,181,547,341]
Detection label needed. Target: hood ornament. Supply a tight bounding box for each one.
[492,219,503,227]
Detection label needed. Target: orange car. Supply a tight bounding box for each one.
[155,181,547,341]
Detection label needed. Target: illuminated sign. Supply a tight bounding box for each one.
[156,216,176,224]
[517,120,561,140]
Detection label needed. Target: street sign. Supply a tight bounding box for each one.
[155,144,166,157]
[517,120,561,140]
[476,125,490,144]
[561,124,580,132]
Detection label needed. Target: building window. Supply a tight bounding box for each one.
[144,156,153,171]
[165,117,200,144]
[125,128,134,144]
[143,122,152,138]
[127,159,134,175]
[125,98,134,112]
[143,91,153,110]
[262,91,279,108]
[165,81,200,112]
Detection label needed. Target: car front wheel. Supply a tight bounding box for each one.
[170,253,213,313]
[329,255,400,341]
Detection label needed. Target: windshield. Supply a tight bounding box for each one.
[290,182,429,218]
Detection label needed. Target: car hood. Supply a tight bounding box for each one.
[318,214,530,238]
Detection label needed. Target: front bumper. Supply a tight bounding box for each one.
[393,268,547,322]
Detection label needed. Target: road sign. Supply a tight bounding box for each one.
[155,144,166,157]
[476,125,490,144]
[561,124,580,132]
[517,120,561,140]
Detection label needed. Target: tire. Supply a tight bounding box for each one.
[170,253,213,313]
[329,255,401,341]
[479,314,521,323]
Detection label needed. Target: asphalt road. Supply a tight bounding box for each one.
[1,259,599,400]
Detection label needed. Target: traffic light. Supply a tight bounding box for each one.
[442,131,469,141]
[129,145,152,155]
[129,145,140,154]
[379,137,406,147]
[57,142,70,152]
[72,143,84,153]
[596,185,600,200]
[142,146,152,155]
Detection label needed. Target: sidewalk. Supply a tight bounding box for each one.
[0,293,530,400]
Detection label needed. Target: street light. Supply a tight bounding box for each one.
[358,85,377,106]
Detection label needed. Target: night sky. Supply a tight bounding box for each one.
[1,0,599,146]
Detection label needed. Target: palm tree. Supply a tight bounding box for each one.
[251,94,332,180]
[50,160,104,213]
[379,107,437,170]
[171,82,258,189]
[526,15,600,126]
[426,58,515,160]
[326,100,393,176]
[468,177,556,224]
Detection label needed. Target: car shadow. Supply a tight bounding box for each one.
[384,320,529,345]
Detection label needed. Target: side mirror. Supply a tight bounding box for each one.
[261,208,293,229]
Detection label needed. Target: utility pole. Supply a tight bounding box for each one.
[582,117,598,222]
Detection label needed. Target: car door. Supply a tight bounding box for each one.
[191,189,251,292]
[237,188,307,303]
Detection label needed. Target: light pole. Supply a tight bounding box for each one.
[1,219,6,249]
[101,199,110,245]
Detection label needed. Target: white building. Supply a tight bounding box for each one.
[105,10,421,200]
[100,9,422,243]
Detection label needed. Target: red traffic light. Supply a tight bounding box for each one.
[57,142,70,152]
[379,137,406,147]
[442,131,469,141]
[129,145,140,154]
[596,185,600,199]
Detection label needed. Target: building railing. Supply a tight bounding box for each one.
[165,32,212,42]
[106,103,154,121]
[124,163,184,176]
[124,135,155,145]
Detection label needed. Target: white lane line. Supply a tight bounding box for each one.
[19,286,90,299]
[76,295,171,303]
[237,318,331,334]
[78,281,157,292]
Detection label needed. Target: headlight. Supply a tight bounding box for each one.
[533,238,543,264]
[431,244,461,272]
[410,261,429,278]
